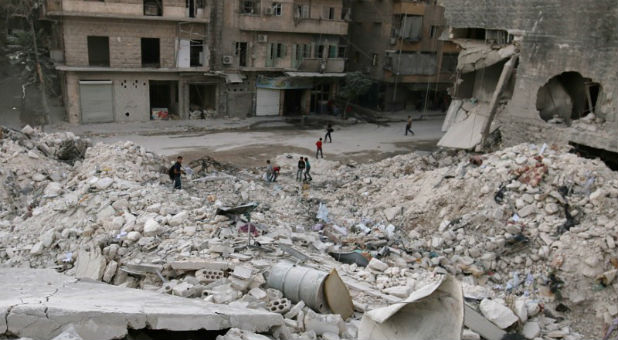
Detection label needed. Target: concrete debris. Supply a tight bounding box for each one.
[1,128,617,339]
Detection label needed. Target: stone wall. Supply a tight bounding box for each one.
[440,0,618,151]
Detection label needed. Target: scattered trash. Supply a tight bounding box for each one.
[329,251,370,267]
[317,203,330,223]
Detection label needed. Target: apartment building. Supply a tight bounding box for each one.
[46,0,221,124]
[345,0,459,111]
[45,0,348,123]
[213,0,349,116]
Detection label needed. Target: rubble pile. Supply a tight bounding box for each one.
[1,126,617,340]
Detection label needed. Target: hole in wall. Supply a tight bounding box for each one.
[569,142,618,171]
[537,72,602,124]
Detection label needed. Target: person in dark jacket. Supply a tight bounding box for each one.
[296,157,306,182]
[325,124,334,143]
[172,156,185,189]
[304,157,312,182]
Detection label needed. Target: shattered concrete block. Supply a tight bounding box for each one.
[514,298,528,322]
[216,328,272,340]
[51,325,83,340]
[172,282,195,297]
[479,298,518,329]
[95,177,114,190]
[518,205,536,218]
[462,328,481,340]
[30,242,44,255]
[170,260,229,271]
[102,260,118,283]
[232,265,253,280]
[383,207,401,221]
[21,125,35,136]
[321,332,340,340]
[268,298,292,314]
[126,231,141,242]
[143,219,162,236]
[196,269,226,284]
[40,230,56,248]
[75,249,107,281]
[521,321,541,339]
[249,288,267,300]
[368,258,388,272]
[383,285,411,298]
[284,301,305,319]
[304,310,344,336]
[44,182,62,197]
[169,211,188,227]
[229,276,251,292]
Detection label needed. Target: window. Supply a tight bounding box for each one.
[400,15,423,41]
[87,36,110,67]
[186,0,205,18]
[303,44,311,58]
[295,4,309,18]
[269,43,286,59]
[328,45,337,58]
[341,7,351,20]
[372,53,378,66]
[337,46,346,58]
[317,45,325,58]
[190,40,204,67]
[144,0,162,16]
[328,7,335,20]
[235,41,248,67]
[141,38,160,67]
[241,0,258,14]
[272,2,282,16]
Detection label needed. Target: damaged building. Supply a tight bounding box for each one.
[344,0,459,111]
[438,0,618,157]
[45,0,349,123]
[214,0,349,117]
[46,0,221,123]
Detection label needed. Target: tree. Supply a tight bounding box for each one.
[339,71,372,119]
[1,0,53,126]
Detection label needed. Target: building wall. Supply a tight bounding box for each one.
[63,17,206,69]
[441,0,618,150]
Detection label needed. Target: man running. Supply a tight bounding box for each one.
[316,138,324,158]
[296,156,305,182]
[405,116,415,136]
[304,157,312,182]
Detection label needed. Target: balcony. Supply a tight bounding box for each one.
[238,15,348,35]
[393,1,428,15]
[45,0,211,23]
[298,58,345,73]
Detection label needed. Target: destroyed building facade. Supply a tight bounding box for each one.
[344,0,459,111]
[45,0,349,123]
[439,0,618,155]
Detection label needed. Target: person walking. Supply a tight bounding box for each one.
[405,115,415,136]
[316,138,324,158]
[304,157,312,182]
[296,157,305,182]
[171,156,185,190]
[266,160,274,182]
[324,124,334,143]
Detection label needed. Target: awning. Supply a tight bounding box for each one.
[284,72,347,78]
[225,73,245,84]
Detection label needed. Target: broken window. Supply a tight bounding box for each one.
[295,4,309,18]
[144,0,162,16]
[190,40,204,67]
[441,53,458,73]
[240,0,259,14]
[272,2,282,16]
[186,0,205,18]
[537,72,602,123]
[451,28,512,44]
[87,36,109,67]
[235,41,248,67]
[141,38,160,67]
[400,15,423,41]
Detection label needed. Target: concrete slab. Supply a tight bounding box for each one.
[0,268,283,340]
[438,104,490,150]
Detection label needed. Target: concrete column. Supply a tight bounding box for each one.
[65,72,81,124]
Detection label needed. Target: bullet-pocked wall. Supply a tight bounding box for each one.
[440,0,618,151]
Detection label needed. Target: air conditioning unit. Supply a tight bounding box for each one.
[264,7,273,15]
[257,34,268,43]
[389,37,397,45]
[222,55,234,65]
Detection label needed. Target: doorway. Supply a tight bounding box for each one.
[284,89,304,115]
[149,80,178,119]
[189,84,217,118]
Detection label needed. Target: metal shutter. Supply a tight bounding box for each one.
[80,81,114,123]
[256,88,280,116]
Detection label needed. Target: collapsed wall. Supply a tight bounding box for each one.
[439,0,618,153]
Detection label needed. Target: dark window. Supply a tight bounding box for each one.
[241,0,258,14]
[328,7,335,20]
[144,0,162,16]
[272,2,282,16]
[337,46,346,58]
[190,40,204,67]
[430,25,439,38]
[87,36,110,67]
[317,45,325,58]
[235,41,247,67]
[328,45,337,58]
[141,38,160,67]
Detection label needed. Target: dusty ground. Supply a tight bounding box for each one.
[89,116,445,168]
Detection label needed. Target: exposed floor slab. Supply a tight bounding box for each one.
[0,268,283,340]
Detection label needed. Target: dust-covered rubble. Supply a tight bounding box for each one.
[1,126,617,340]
